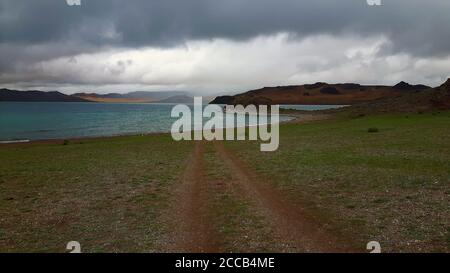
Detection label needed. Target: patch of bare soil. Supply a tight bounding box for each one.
[159,142,221,252]
[213,141,358,253]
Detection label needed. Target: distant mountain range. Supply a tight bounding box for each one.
[210,81,431,105]
[2,80,445,108]
[155,95,194,103]
[0,89,194,103]
[72,91,190,103]
[0,89,90,102]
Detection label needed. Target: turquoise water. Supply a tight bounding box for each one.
[0,102,176,141]
[0,102,296,141]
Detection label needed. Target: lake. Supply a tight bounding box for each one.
[0,102,344,141]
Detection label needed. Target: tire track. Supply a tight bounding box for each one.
[163,141,220,252]
[213,141,357,253]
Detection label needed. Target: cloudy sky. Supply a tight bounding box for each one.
[1,0,450,94]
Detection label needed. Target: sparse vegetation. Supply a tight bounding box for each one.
[0,135,193,252]
[226,112,450,252]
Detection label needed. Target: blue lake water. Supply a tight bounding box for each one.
[0,102,344,141]
[0,102,176,141]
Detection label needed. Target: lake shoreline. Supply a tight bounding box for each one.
[2,102,317,142]
[0,112,314,146]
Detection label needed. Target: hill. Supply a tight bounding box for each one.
[333,78,450,115]
[0,89,90,102]
[72,91,189,103]
[71,93,152,103]
[152,95,194,103]
[210,82,430,105]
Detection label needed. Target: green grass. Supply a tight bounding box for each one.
[225,112,450,252]
[0,135,193,252]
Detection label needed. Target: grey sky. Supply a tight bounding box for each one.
[1,0,449,94]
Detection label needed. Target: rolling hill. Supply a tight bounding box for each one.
[333,78,450,114]
[72,91,190,103]
[0,89,90,102]
[210,81,431,105]
[152,95,194,103]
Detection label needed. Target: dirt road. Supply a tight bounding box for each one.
[161,142,220,252]
[163,141,356,253]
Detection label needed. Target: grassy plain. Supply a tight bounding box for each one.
[0,112,449,252]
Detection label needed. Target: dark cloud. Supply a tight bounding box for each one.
[1,0,450,90]
[1,0,450,55]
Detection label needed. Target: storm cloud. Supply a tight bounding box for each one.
[1,0,450,93]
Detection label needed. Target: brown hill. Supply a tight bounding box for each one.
[151,95,194,103]
[330,78,450,114]
[72,91,189,103]
[210,82,430,105]
[72,94,153,103]
[0,89,90,102]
